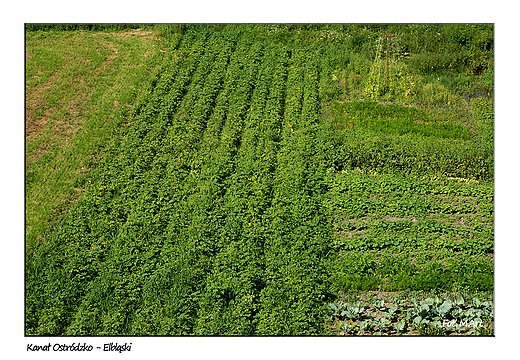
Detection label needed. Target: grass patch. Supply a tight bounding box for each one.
[330,101,473,139]
[25,28,170,247]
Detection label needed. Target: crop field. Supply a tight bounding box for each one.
[25,24,494,336]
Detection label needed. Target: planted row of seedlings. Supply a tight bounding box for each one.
[26,29,233,335]
[255,49,334,335]
[184,36,266,335]
[323,168,493,293]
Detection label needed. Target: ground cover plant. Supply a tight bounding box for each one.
[25,24,494,336]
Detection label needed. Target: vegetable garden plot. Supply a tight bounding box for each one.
[325,170,493,293]
[26,25,494,336]
[26,30,334,336]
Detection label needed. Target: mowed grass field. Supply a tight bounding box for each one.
[25,24,494,336]
[26,27,169,246]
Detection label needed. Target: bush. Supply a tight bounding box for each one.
[418,82,463,106]
[472,98,494,178]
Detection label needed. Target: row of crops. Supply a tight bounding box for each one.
[26,26,494,335]
[26,29,333,335]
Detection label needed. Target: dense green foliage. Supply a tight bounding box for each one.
[26,24,493,336]
[25,24,149,32]
[326,170,493,293]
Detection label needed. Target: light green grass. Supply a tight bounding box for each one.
[25,28,170,247]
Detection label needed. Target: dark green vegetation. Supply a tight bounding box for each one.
[26,24,493,336]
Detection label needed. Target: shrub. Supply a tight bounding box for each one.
[418,82,462,106]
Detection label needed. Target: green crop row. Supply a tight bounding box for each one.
[331,101,473,140]
[325,169,493,293]
[254,49,333,335]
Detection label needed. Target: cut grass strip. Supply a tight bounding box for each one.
[25,28,170,248]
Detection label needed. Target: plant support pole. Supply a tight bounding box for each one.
[381,33,395,93]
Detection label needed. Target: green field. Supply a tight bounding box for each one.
[25,24,494,336]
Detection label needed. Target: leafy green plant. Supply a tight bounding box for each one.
[408,295,494,334]
[326,291,494,336]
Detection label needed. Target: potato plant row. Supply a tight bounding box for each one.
[25,29,328,335]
